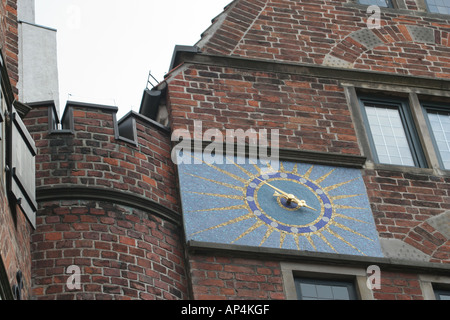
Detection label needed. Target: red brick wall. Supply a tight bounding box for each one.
[0,192,33,299]
[32,200,187,300]
[187,253,434,300]
[168,65,359,155]
[189,254,285,300]
[374,272,424,300]
[0,0,19,96]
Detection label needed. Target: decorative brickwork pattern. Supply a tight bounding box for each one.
[364,169,450,263]
[200,0,450,79]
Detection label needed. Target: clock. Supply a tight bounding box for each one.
[177,152,383,257]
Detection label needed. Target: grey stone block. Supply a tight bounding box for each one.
[406,25,436,44]
[427,211,450,239]
[350,29,385,50]
[380,238,429,262]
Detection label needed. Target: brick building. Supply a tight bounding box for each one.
[1,0,450,300]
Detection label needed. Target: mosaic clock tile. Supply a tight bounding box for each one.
[177,152,384,257]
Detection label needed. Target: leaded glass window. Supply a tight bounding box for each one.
[359,98,427,168]
[426,0,450,14]
[358,0,393,8]
[424,108,450,170]
[295,278,357,300]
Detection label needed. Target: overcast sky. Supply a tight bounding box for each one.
[35,0,232,117]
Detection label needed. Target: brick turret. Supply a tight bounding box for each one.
[24,101,187,300]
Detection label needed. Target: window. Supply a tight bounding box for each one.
[0,88,4,184]
[2,50,37,228]
[435,289,450,300]
[358,0,393,7]
[0,255,14,300]
[9,106,37,228]
[423,104,450,170]
[425,0,450,14]
[282,262,374,300]
[359,98,427,168]
[295,278,358,300]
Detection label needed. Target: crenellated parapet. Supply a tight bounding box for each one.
[25,101,180,217]
[24,101,187,300]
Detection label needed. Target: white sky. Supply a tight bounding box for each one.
[35,0,232,118]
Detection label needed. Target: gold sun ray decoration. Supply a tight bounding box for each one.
[178,154,384,258]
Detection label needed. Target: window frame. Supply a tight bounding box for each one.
[420,275,450,300]
[435,288,450,300]
[358,96,428,168]
[424,0,450,15]
[281,262,375,300]
[295,277,358,300]
[0,49,37,228]
[0,84,5,188]
[0,256,14,300]
[9,107,37,228]
[357,0,394,8]
[421,102,450,171]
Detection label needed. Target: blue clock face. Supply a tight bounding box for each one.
[246,172,333,235]
[177,152,384,257]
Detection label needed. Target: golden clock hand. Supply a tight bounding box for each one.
[255,177,291,198]
[295,199,317,211]
[273,191,295,203]
[304,204,317,211]
[256,178,317,211]
[273,192,317,211]
[256,178,299,206]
